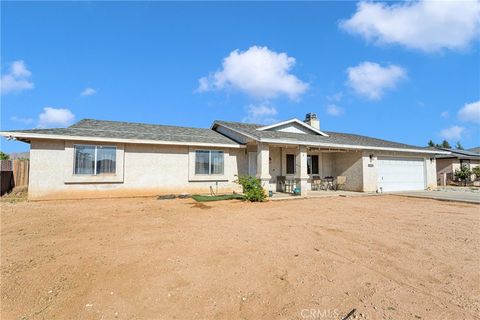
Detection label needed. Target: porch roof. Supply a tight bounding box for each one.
[213,121,449,154]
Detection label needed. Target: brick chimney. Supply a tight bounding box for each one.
[304,112,320,130]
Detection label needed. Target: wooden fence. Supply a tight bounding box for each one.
[13,159,29,187]
[0,159,29,195]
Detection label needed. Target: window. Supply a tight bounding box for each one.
[460,159,471,169]
[286,154,295,174]
[307,155,319,175]
[195,150,224,175]
[74,145,116,175]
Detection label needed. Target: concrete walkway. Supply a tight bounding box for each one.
[393,190,480,204]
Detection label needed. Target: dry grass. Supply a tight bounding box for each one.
[0,186,28,204]
[1,195,479,319]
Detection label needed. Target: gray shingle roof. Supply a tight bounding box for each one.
[436,148,480,159]
[6,119,240,146]
[213,120,432,151]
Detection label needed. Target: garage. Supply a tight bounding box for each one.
[377,157,426,192]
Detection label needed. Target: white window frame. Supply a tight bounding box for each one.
[194,149,224,175]
[73,144,117,175]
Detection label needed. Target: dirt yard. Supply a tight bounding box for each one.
[1,195,479,320]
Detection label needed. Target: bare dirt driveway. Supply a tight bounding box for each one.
[1,195,479,320]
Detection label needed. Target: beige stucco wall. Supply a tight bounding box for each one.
[331,151,364,191]
[437,158,480,174]
[28,139,248,200]
[28,138,439,199]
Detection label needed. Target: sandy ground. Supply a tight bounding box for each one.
[1,195,479,320]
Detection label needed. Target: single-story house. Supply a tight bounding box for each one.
[1,113,448,200]
[436,148,480,184]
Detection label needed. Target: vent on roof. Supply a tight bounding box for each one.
[304,112,320,130]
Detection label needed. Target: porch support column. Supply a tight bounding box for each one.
[256,143,271,193]
[296,145,309,196]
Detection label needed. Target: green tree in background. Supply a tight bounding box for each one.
[441,140,451,148]
[0,151,10,160]
[455,141,464,150]
[427,140,435,147]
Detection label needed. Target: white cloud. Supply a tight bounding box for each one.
[38,107,75,128]
[81,87,97,96]
[326,92,343,102]
[197,46,308,100]
[340,0,480,52]
[440,111,449,118]
[11,116,34,125]
[458,100,480,124]
[326,104,344,116]
[346,61,406,100]
[242,104,278,124]
[440,125,465,140]
[1,60,34,95]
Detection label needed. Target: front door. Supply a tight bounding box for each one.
[248,152,257,176]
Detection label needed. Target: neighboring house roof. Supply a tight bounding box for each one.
[213,120,446,154]
[1,119,243,148]
[467,147,480,153]
[436,148,480,160]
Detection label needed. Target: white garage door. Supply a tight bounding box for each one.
[377,157,426,192]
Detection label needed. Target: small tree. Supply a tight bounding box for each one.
[235,175,266,202]
[427,140,435,147]
[454,165,471,186]
[455,141,464,150]
[0,151,9,160]
[472,166,480,181]
[441,140,452,149]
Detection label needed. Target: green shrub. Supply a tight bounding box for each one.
[235,175,267,202]
[454,165,471,186]
[472,166,480,180]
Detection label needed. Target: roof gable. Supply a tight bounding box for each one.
[257,119,328,136]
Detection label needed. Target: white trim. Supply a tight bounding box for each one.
[0,131,245,149]
[257,118,329,137]
[260,138,450,155]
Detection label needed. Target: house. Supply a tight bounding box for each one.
[435,148,480,185]
[1,113,447,200]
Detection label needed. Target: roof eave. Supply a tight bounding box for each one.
[259,138,450,154]
[0,131,245,149]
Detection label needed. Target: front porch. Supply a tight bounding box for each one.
[248,143,365,196]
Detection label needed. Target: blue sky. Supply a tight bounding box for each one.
[1,1,479,153]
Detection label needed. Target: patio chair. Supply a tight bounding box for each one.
[334,176,347,191]
[311,176,321,191]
